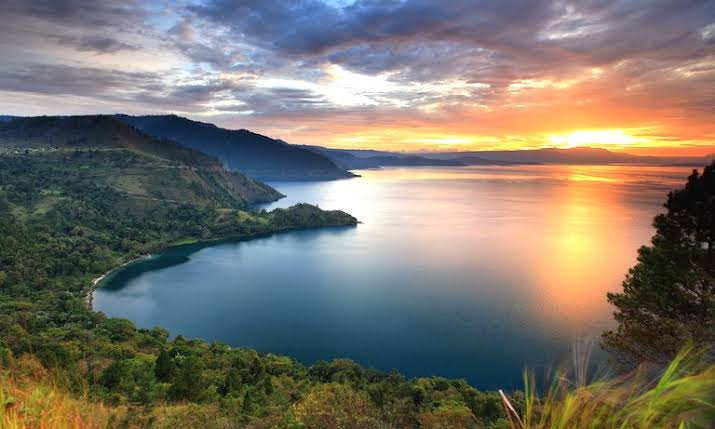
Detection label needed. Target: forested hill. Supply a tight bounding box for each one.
[116,114,356,181]
[0,113,513,428]
[0,115,283,207]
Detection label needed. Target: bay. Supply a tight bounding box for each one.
[94,164,694,389]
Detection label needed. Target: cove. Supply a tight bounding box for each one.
[94,165,695,389]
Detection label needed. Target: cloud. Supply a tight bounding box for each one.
[185,0,715,104]
[701,23,715,43]
[54,35,139,53]
[0,64,162,97]
[0,0,147,29]
[0,0,712,151]
[189,0,714,66]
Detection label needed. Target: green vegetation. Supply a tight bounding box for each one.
[0,115,283,207]
[519,347,714,429]
[602,162,715,368]
[0,117,510,428]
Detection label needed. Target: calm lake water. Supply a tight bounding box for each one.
[94,165,695,389]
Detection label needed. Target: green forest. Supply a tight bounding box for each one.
[0,119,512,428]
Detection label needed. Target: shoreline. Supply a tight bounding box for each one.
[86,253,154,309]
[85,223,358,309]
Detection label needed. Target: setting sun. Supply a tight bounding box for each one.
[547,130,649,149]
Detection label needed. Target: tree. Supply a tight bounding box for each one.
[101,318,137,342]
[0,197,10,214]
[417,401,476,429]
[602,162,715,367]
[154,348,175,382]
[289,383,383,429]
[170,354,207,401]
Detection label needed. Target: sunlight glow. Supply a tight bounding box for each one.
[547,129,649,148]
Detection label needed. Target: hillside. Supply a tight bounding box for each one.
[0,115,518,429]
[116,114,356,181]
[0,115,283,207]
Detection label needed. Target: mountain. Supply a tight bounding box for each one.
[420,146,713,166]
[421,147,641,164]
[0,115,283,207]
[303,145,540,168]
[313,148,404,159]
[342,155,464,168]
[302,145,466,169]
[115,114,355,181]
[449,155,539,165]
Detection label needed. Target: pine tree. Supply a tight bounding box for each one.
[602,161,715,367]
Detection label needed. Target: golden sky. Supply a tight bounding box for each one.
[0,1,713,156]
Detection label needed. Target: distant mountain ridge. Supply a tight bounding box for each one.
[2,114,711,169]
[0,115,283,206]
[301,145,467,169]
[304,145,713,168]
[115,114,355,181]
[417,146,713,166]
[302,145,537,168]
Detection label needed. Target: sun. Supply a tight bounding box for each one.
[547,129,648,149]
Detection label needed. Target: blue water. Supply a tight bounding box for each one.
[94,165,694,389]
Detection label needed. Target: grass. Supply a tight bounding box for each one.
[0,357,111,429]
[519,346,715,429]
[170,238,199,246]
[2,348,712,428]
[0,357,245,429]
[108,174,148,196]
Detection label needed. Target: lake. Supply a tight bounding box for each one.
[93,164,695,389]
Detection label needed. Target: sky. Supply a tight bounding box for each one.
[0,0,714,155]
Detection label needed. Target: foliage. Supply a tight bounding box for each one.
[288,383,384,429]
[0,115,283,207]
[602,162,715,367]
[520,347,715,429]
[0,129,505,428]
